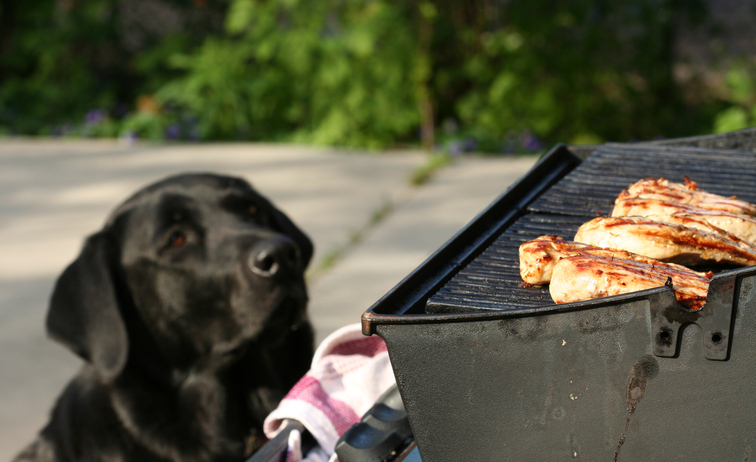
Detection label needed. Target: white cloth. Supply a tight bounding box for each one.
[264,323,396,462]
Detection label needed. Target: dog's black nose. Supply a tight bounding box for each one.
[249,236,300,277]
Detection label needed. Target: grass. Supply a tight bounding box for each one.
[409,152,453,186]
[307,197,395,280]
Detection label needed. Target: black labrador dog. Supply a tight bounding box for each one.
[14,173,315,462]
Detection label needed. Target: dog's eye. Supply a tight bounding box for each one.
[245,204,258,217]
[167,231,186,248]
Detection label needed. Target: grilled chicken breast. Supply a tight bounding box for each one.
[518,177,755,311]
[519,235,692,284]
[618,177,756,216]
[612,198,756,244]
[574,216,756,266]
[549,254,710,310]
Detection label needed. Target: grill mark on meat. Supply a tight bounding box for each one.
[612,199,756,245]
[550,254,709,310]
[576,216,756,266]
[519,235,713,284]
[519,235,711,310]
[613,220,756,260]
[618,177,756,216]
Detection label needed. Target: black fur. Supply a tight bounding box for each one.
[14,173,315,462]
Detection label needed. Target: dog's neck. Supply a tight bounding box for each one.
[119,306,180,389]
[128,351,182,388]
[109,363,247,462]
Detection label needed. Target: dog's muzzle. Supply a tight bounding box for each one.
[248,236,301,278]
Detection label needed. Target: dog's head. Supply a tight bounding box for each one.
[46,173,313,380]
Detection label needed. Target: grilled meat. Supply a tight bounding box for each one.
[574,216,756,266]
[519,236,600,284]
[618,177,756,216]
[519,176,756,311]
[519,235,690,284]
[549,254,710,310]
[519,235,711,310]
[612,198,756,244]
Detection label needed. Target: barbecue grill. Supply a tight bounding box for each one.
[362,129,756,461]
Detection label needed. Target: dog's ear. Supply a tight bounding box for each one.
[267,205,314,269]
[46,231,128,379]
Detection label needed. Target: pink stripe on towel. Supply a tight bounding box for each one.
[285,376,360,435]
[329,336,387,358]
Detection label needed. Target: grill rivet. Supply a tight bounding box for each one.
[657,328,673,345]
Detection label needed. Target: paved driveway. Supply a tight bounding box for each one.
[0,139,537,459]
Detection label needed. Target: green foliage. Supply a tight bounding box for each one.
[0,0,216,136]
[451,0,710,146]
[713,63,756,133]
[410,152,452,186]
[151,0,715,149]
[157,0,421,147]
[0,0,731,150]
[0,0,117,134]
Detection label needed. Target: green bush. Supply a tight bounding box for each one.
[713,63,756,133]
[0,0,117,134]
[152,0,716,150]
[0,0,729,150]
[157,0,422,147]
[451,0,714,146]
[0,0,217,138]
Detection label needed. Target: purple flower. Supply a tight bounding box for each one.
[448,140,463,155]
[120,130,139,144]
[461,136,477,152]
[164,124,182,140]
[521,132,544,152]
[182,115,201,141]
[84,109,107,125]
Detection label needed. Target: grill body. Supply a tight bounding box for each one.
[362,130,756,461]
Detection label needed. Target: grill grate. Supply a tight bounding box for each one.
[426,143,756,314]
[529,143,756,217]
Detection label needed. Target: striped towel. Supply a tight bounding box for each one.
[263,323,396,462]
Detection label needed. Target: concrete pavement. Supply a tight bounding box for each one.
[0,138,537,460]
[308,154,538,343]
